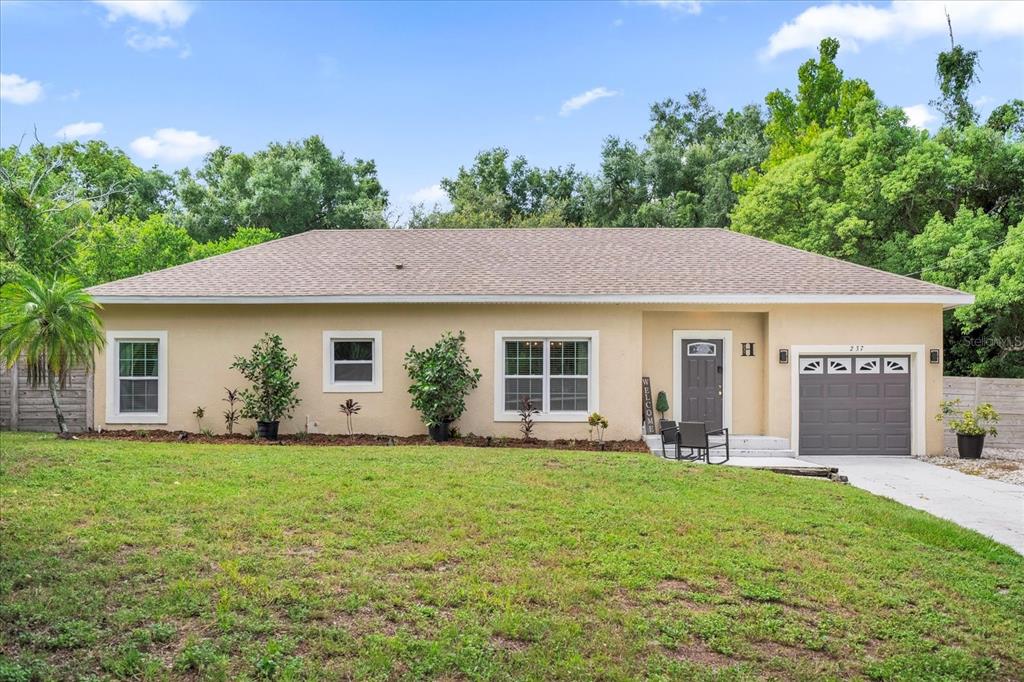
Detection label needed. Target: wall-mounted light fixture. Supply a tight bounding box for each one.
[741,342,755,357]
[929,349,941,364]
[778,348,789,364]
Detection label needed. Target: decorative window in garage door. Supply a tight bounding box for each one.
[855,357,880,373]
[799,358,823,374]
[827,358,852,374]
[884,358,909,373]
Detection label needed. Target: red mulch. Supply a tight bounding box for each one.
[78,429,649,453]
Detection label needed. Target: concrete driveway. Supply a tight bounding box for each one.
[802,456,1024,554]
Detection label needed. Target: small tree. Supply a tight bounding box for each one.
[0,273,105,436]
[339,398,361,435]
[230,333,301,424]
[404,330,481,427]
[655,391,669,421]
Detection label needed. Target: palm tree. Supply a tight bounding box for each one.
[0,273,104,436]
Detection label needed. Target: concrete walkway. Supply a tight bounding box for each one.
[803,456,1024,554]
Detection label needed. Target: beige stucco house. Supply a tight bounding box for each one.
[87,228,973,456]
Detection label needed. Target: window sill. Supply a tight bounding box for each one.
[494,411,590,423]
[323,382,382,393]
[106,413,167,424]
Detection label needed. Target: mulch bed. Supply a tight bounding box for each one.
[78,429,650,453]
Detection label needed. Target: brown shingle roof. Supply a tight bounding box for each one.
[87,227,971,304]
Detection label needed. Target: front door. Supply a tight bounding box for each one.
[680,339,724,431]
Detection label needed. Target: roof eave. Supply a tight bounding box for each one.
[90,293,976,306]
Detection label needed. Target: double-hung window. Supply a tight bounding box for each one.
[322,331,382,392]
[496,332,598,421]
[105,331,167,423]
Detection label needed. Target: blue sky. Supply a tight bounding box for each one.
[2,1,1022,215]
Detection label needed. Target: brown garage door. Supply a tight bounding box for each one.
[799,356,911,456]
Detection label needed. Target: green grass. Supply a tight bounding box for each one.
[1,432,1022,681]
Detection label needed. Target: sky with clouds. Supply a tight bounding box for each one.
[1,0,1022,215]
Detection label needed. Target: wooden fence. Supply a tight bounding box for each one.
[943,377,1024,450]
[0,358,93,433]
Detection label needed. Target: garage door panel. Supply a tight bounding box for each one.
[827,383,852,398]
[855,383,880,398]
[884,383,909,399]
[855,408,880,422]
[800,355,911,456]
[856,434,881,449]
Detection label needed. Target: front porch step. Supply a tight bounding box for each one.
[643,434,795,459]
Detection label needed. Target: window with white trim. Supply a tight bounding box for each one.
[501,336,593,415]
[105,331,167,424]
[322,331,382,392]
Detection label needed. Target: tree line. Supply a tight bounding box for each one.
[1,35,1020,377]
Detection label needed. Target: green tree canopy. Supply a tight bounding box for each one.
[174,135,388,240]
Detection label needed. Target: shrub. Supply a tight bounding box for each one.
[230,333,301,423]
[655,391,669,420]
[192,406,205,432]
[936,399,999,436]
[519,396,539,440]
[223,388,240,434]
[339,398,361,435]
[403,331,481,427]
[588,412,609,442]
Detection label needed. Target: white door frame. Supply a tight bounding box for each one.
[790,345,926,457]
[672,330,732,430]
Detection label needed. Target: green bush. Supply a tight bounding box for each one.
[231,333,301,423]
[404,331,481,427]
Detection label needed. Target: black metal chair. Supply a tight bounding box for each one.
[659,419,704,461]
[679,422,730,464]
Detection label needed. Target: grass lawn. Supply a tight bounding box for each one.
[1,433,1022,681]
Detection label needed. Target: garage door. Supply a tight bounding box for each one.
[799,356,911,455]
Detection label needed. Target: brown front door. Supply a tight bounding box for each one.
[680,339,724,431]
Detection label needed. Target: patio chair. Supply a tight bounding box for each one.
[678,422,730,464]
[659,419,704,461]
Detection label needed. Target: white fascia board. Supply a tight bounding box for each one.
[91,293,975,306]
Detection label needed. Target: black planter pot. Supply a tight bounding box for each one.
[257,420,280,440]
[956,433,985,459]
[428,421,452,442]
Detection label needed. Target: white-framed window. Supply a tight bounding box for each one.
[827,358,852,374]
[494,331,598,422]
[105,331,167,424]
[884,357,909,374]
[322,331,382,392]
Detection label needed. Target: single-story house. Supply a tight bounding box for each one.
[87,228,973,456]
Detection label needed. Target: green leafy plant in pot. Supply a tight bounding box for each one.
[404,330,481,442]
[231,333,301,440]
[936,399,999,459]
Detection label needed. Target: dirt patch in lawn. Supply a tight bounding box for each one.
[78,429,649,453]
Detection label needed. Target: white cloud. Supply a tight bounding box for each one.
[560,86,621,117]
[55,121,105,139]
[902,104,937,129]
[409,184,448,205]
[94,0,194,28]
[126,31,178,51]
[59,89,81,102]
[130,128,218,162]
[0,72,43,104]
[762,1,1024,60]
[629,1,702,15]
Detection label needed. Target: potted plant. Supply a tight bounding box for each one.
[655,391,669,421]
[936,399,999,459]
[404,330,481,442]
[230,333,301,440]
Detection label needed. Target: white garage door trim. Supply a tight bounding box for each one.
[790,345,926,457]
